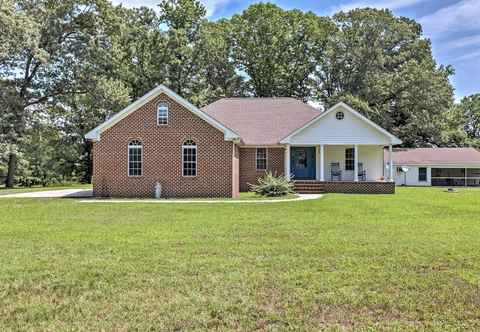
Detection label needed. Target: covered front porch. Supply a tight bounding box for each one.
[278,103,401,194]
[283,144,395,182]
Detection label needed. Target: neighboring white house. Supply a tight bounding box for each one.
[385,148,480,187]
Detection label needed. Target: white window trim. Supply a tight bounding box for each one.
[128,140,143,177]
[255,148,268,171]
[182,141,197,177]
[157,102,169,126]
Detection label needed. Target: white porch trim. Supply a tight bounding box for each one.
[284,144,291,179]
[320,145,325,181]
[389,144,393,181]
[354,144,359,182]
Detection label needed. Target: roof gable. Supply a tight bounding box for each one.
[280,102,402,145]
[85,85,239,141]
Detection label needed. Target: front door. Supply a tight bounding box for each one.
[291,147,316,179]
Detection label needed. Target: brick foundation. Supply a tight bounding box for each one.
[294,181,395,194]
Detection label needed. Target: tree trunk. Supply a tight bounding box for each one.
[5,153,17,188]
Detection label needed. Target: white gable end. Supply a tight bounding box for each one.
[281,103,401,145]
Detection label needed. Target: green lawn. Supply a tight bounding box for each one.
[0,188,479,331]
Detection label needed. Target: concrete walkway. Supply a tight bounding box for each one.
[79,193,322,204]
[0,189,322,203]
[0,188,93,198]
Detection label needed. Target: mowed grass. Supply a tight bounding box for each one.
[0,188,479,331]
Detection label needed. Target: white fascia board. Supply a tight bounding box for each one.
[394,163,480,168]
[85,85,240,142]
[280,102,402,145]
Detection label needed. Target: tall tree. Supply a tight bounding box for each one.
[458,94,480,142]
[0,0,107,187]
[443,94,480,147]
[229,3,332,99]
[194,20,244,105]
[316,8,455,146]
[158,0,206,100]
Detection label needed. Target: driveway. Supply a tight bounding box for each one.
[0,188,93,198]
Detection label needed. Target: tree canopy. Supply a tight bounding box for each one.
[0,0,476,187]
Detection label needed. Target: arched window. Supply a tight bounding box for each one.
[182,139,197,177]
[128,140,143,176]
[157,103,169,125]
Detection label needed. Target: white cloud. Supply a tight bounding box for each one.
[201,0,236,16]
[111,0,236,16]
[444,34,480,49]
[454,49,480,62]
[111,0,158,10]
[331,0,426,13]
[419,0,480,36]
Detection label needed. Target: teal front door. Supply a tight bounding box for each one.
[291,147,316,179]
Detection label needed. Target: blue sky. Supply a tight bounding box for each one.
[113,0,480,101]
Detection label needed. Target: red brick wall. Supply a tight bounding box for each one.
[239,147,285,192]
[92,93,234,198]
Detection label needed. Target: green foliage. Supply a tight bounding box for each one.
[458,94,480,142]
[230,3,333,100]
[316,8,455,147]
[249,171,294,197]
[0,1,475,187]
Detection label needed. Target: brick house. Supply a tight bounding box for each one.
[86,85,402,198]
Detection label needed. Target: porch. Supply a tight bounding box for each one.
[284,144,395,194]
[284,144,395,182]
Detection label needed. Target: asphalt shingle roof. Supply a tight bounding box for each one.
[201,98,322,145]
[386,148,480,166]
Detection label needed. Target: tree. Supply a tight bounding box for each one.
[0,0,107,187]
[229,3,332,99]
[194,20,244,105]
[315,8,455,147]
[158,0,206,100]
[458,94,480,142]
[443,94,480,147]
[54,77,131,182]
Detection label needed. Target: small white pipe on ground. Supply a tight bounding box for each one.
[154,182,162,199]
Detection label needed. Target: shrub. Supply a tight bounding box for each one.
[248,171,294,197]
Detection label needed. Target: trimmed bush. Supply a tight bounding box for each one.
[248,171,294,197]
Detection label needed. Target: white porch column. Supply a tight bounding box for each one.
[354,144,359,182]
[315,146,320,180]
[320,144,325,181]
[388,144,393,181]
[284,145,291,179]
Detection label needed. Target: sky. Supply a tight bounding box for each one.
[112,0,480,101]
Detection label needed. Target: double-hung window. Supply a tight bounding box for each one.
[128,140,143,176]
[157,103,169,125]
[345,148,354,171]
[182,139,197,176]
[256,148,267,170]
